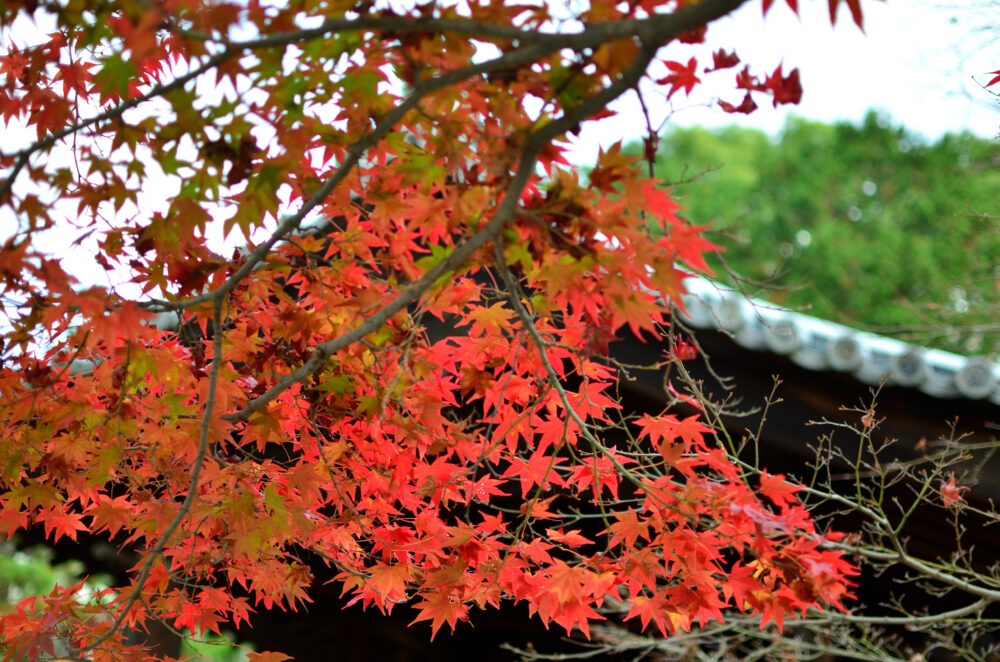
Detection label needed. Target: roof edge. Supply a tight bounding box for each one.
[679,276,1000,403]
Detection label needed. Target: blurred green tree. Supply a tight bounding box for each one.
[652,112,1000,354]
[0,542,83,613]
[0,542,248,660]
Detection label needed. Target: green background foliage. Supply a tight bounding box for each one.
[649,112,1000,355]
[0,542,84,613]
[0,542,247,660]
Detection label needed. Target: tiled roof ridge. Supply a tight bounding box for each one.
[679,276,1000,403]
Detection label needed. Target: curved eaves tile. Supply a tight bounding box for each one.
[679,276,999,402]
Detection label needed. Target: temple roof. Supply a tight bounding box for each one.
[680,276,1000,403]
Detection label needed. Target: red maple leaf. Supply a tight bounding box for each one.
[764,64,802,107]
[546,527,594,548]
[735,65,764,91]
[828,0,865,29]
[363,563,412,613]
[522,495,561,520]
[606,509,651,548]
[38,507,87,543]
[173,602,224,636]
[986,70,1000,88]
[657,57,700,99]
[503,450,567,497]
[723,563,765,608]
[707,48,740,72]
[759,471,802,509]
[640,180,681,226]
[86,494,135,537]
[55,61,95,96]
[546,597,604,638]
[719,92,758,115]
[940,473,968,511]
[623,593,670,637]
[247,653,294,662]
[673,414,713,447]
[762,0,798,14]
[624,592,692,636]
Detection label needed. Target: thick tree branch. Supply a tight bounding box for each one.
[197,0,747,53]
[144,38,581,312]
[1,0,746,211]
[215,0,746,423]
[222,43,660,423]
[144,0,748,313]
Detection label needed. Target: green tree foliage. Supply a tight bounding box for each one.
[652,113,1000,354]
[0,544,248,660]
[0,543,83,613]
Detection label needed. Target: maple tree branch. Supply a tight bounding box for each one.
[511,621,913,662]
[193,0,747,53]
[219,153,533,423]
[222,43,660,424]
[83,297,225,653]
[804,491,1000,602]
[596,623,909,662]
[229,16,561,49]
[755,434,1000,605]
[145,40,563,313]
[803,598,993,626]
[574,598,998,662]
[3,0,746,270]
[492,246,647,494]
[0,51,231,203]
[146,0,745,314]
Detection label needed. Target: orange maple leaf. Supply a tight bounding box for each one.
[410,590,469,640]
[759,471,802,509]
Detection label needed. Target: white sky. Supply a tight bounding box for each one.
[564,0,1000,165]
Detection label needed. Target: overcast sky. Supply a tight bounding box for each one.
[564,0,1000,165]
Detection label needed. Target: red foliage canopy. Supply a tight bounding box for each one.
[0,0,865,658]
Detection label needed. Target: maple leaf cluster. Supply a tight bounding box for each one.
[0,0,869,659]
